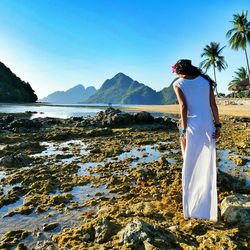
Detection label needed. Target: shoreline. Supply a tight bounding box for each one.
[0,102,250,118]
[118,104,250,118]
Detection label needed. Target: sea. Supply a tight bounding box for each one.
[0,103,171,119]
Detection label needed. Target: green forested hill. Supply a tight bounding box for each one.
[86,73,176,104]
[158,78,178,104]
[0,61,37,103]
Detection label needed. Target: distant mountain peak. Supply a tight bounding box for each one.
[113,72,132,80]
[73,84,85,88]
[40,84,96,104]
[86,73,162,104]
[67,84,85,92]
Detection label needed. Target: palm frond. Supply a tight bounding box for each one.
[227,11,250,50]
[200,42,227,73]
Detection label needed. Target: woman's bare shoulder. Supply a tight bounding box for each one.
[173,78,184,89]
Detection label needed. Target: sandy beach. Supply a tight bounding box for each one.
[118,104,250,117]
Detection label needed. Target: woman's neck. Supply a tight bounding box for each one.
[179,74,199,80]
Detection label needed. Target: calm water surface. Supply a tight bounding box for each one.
[0,103,173,119]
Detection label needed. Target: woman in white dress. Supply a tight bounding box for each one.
[172,59,221,222]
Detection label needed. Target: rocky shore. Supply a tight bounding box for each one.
[0,107,249,249]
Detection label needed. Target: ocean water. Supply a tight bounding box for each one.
[0,103,112,119]
[0,103,170,119]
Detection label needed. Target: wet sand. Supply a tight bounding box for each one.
[117,104,250,117]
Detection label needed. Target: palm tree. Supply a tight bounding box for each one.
[226,11,250,85]
[200,42,228,96]
[229,67,247,86]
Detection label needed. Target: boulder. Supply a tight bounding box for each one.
[95,217,121,243]
[118,219,177,248]
[9,118,42,130]
[221,194,250,227]
[0,153,33,168]
[1,115,15,123]
[110,113,134,125]
[43,222,59,231]
[134,111,154,123]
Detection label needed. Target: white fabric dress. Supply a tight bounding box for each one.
[173,76,218,222]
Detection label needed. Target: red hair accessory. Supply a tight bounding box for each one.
[172,64,177,73]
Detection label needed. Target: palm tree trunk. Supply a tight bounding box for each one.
[213,64,219,96]
[244,48,250,86]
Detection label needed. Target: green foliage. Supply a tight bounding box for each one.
[0,61,37,102]
[227,11,250,50]
[158,78,178,104]
[200,42,227,96]
[227,90,250,98]
[228,67,247,86]
[200,42,228,73]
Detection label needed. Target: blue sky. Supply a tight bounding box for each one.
[0,0,249,98]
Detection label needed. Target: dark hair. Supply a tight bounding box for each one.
[175,59,217,90]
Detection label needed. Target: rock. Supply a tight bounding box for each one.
[19,141,40,149]
[109,175,121,185]
[43,222,59,231]
[159,156,169,165]
[50,193,73,206]
[95,217,121,243]
[110,113,134,125]
[9,118,42,131]
[0,230,30,248]
[86,128,113,137]
[16,243,28,250]
[4,205,34,217]
[134,111,154,123]
[1,115,15,123]
[82,233,91,241]
[167,225,179,233]
[34,240,55,249]
[0,153,33,168]
[118,219,177,248]
[228,155,248,166]
[221,194,250,226]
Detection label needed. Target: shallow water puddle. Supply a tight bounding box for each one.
[77,162,105,176]
[2,182,22,195]
[0,205,90,248]
[69,183,115,204]
[109,143,176,167]
[76,142,176,176]
[31,140,89,159]
[218,149,250,186]
[0,196,25,219]
[31,142,64,157]
[0,171,6,180]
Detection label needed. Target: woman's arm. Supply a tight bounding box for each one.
[174,85,188,129]
[209,87,221,138]
[209,87,220,124]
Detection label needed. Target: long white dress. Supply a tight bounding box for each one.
[173,76,218,222]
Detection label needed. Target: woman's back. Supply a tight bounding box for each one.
[173,76,213,125]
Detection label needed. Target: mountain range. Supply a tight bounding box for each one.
[39,85,96,104]
[0,60,177,105]
[0,61,37,102]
